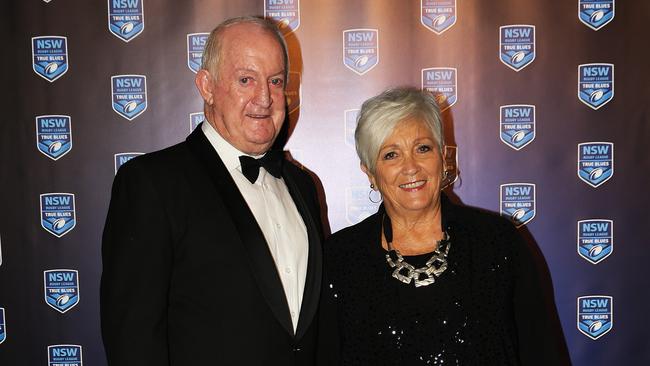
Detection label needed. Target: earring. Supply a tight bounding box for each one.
[368,184,382,203]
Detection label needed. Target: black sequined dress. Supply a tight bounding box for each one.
[323,196,568,365]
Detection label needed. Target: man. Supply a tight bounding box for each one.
[101,17,327,365]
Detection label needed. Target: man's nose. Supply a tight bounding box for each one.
[253,82,272,108]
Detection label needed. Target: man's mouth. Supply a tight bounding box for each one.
[246,113,271,119]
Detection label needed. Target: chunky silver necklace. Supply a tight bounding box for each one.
[383,214,451,287]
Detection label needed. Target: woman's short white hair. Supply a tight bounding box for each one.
[355,87,444,174]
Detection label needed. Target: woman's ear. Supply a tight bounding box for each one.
[360,163,377,189]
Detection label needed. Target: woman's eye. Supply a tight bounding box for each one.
[417,145,432,153]
[383,151,397,160]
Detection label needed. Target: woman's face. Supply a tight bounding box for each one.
[364,119,443,215]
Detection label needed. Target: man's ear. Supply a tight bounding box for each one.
[360,163,377,189]
[195,69,215,105]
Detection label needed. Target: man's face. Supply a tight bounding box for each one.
[204,24,286,155]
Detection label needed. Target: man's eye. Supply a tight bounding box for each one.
[240,77,250,84]
[270,78,284,86]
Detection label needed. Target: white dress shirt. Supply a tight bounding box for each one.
[202,122,308,332]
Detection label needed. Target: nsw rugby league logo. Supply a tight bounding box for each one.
[111,75,147,121]
[579,0,614,31]
[577,219,613,264]
[32,36,68,82]
[114,152,143,174]
[421,0,457,34]
[421,67,457,111]
[264,0,300,34]
[48,344,83,366]
[577,142,613,188]
[40,193,76,237]
[189,112,204,132]
[187,33,209,73]
[36,115,72,160]
[500,105,535,150]
[578,63,614,110]
[345,186,380,225]
[500,183,535,228]
[44,269,79,313]
[499,25,535,72]
[108,0,144,42]
[343,29,379,75]
[577,295,613,340]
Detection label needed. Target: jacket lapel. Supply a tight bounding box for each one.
[185,125,294,336]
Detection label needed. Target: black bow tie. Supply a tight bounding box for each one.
[239,150,284,183]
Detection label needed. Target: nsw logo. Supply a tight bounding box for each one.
[189,112,204,132]
[578,142,613,187]
[114,152,143,174]
[44,269,79,313]
[32,36,68,82]
[0,307,5,344]
[344,109,360,148]
[422,67,457,111]
[108,0,144,42]
[286,71,302,114]
[343,29,379,76]
[577,295,613,340]
[264,0,300,34]
[578,63,614,110]
[500,105,535,150]
[36,115,72,160]
[187,33,209,73]
[421,0,457,35]
[48,344,83,366]
[40,193,76,237]
[500,183,535,227]
[578,219,613,264]
[499,25,535,72]
[111,75,147,120]
[345,186,380,225]
[579,0,615,31]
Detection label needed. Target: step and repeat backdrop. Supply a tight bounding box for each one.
[1,0,649,364]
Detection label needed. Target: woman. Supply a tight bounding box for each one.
[323,88,569,365]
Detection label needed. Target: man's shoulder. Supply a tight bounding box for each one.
[115,140,194,182]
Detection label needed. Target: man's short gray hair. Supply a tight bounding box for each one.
[201,16,289,83]
[355,87,444,174]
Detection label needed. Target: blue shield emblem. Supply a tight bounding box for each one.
[421,67,457,111]
[108,0,144,42]
[346,187,380,225]
[187,33,208,73]
[189,112,204,132]
[500,105,535,150]
[578,142,613,187]
[40,193,76,237]
[578,63,614,110]
[36,115,72,160]
[421,0,457,35]
[500,183,536,228]
[344,109,360,148]
[287,71,301,114]
[579,0,615,31]
[32,36,68,82]
[343,29,379,76]
[264,0,300,34]
[578,219,613,264]
[499,25,535,72]
[111,75,147,120]
[578,295,613,340]
[44,270,79,313]
[114,152,143,174]
[0,308,5,344]
[48,344,83,366]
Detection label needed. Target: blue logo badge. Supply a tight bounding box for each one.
[32,36,68,82]
[578,219,613,264]
[287,71,301,114]
[579,0,615,31]
[500,183,536,227]
[422,67,457,111]
[114,152,143,174]
[111,75,147,120]
[40,193,76,237]
[187,33,208,73]
[500,105,535,150]
[189,112,204,132]
[499,25,535,72]
[345,186,380,225]
[344,109,360,148]
[578,63,614,110]
[48,344,83,366]
[578,295,613,340]
[578,142,613,187]
[265,0,301,34]
[44,269,79,313]
[108,0,144,42]
[421,0,457,34]
[343,29,379,75]
[0,308,5,344]
[36,115,72,161]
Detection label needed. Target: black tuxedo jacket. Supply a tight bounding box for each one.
[101,125,327,365]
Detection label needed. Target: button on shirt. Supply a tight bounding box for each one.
[202,122,308,332]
